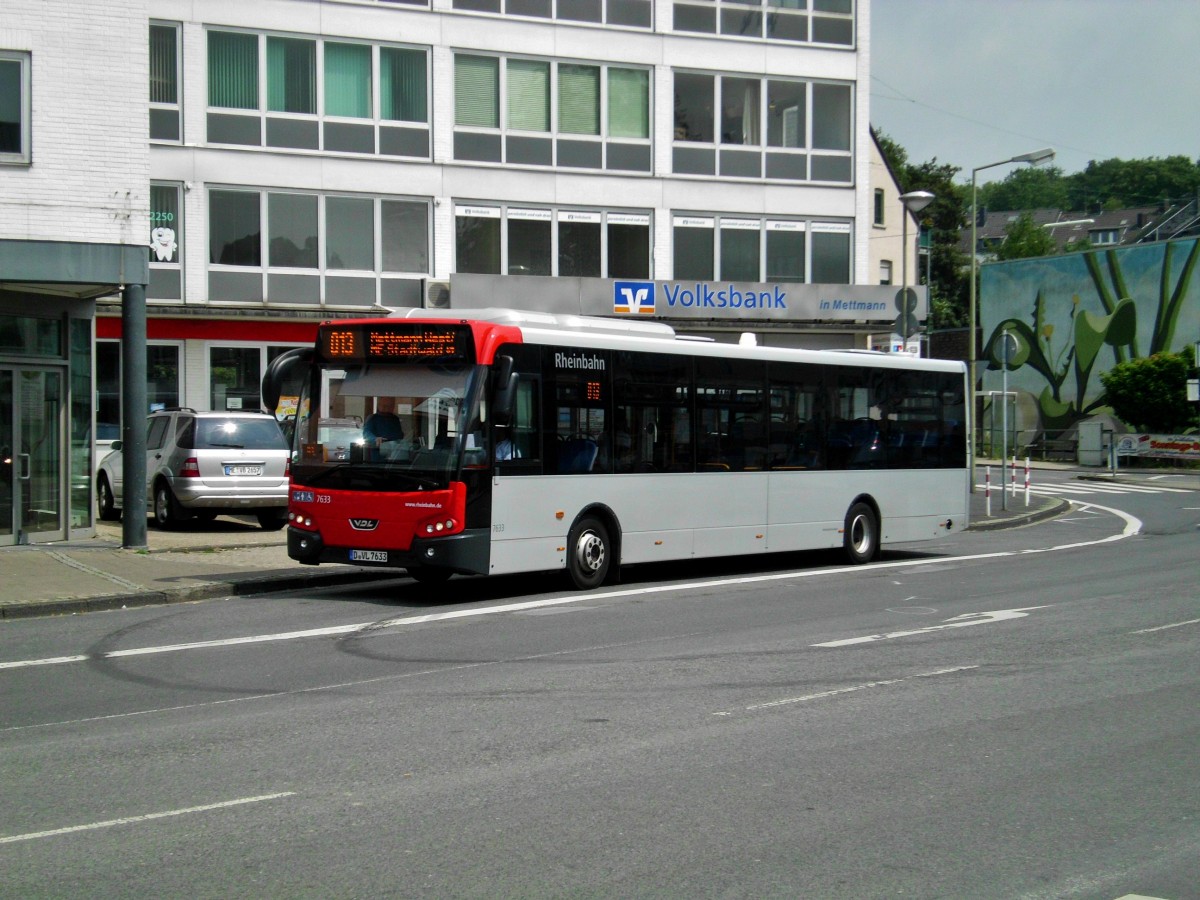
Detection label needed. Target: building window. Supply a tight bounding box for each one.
[673,71,851,182]
[210,346,266,411]
[452,0,652,28]
[208,188,430,307]
[209,345,307,413]
[673,0,853,44]
[150,23,181,141]
[206,30,429,158]
[453,53,651,172]
[811,222,851,283]
[97,342,182,429]
[455,204,651,278]
[879,260,892,285]
[670,215,851,283]
[149,183,183,300]
[1090,228,1118,245]
[873,188,884,226]
[0,51,32,164]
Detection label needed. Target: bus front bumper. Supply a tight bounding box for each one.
[288,526,490,576]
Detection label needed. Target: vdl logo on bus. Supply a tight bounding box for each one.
[614,281,656,315]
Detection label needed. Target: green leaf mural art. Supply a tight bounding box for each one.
[981,237,1199,433]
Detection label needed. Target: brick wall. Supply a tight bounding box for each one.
[0,0,149,245]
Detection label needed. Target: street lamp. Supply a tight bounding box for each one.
[899,190,935,352]
[967,147,1054,478]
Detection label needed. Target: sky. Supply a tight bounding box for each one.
[870,0,1200,184]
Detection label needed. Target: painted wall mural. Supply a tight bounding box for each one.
[980,237,1199,434]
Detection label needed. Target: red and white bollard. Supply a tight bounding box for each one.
[1024,456,1031,507]
[985,465,992,518]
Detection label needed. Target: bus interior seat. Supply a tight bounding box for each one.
[559,438,598,474]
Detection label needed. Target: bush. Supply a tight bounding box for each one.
[1099,351,1195,433]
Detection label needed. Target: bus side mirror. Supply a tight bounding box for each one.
[492,355,516,426]
[261,347,313,414]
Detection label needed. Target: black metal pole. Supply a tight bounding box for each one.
[120,282,147,549]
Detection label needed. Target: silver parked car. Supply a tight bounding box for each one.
[97,408,290,530]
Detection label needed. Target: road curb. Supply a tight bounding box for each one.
[968,497,1071,532]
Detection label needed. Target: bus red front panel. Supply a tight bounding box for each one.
[290,482,467,552]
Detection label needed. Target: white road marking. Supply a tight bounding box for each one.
[1131,618,1200,634]
[1045,482,1189,494]
[812,607,1048,648]
[714,665,978,715]
[0,500,1142,672]
[0,792,295,845]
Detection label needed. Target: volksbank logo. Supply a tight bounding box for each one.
[614,280,789,315]
[614,281,656,315]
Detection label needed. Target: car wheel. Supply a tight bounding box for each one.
[256,510,288,531]
[97,475,120,522]
[407,565,452,585]
[153,481,185,529]
[843,501,879,564]
[566,515,611,590]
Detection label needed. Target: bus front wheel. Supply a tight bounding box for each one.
[843,502,879,564]
[567,516,610,590]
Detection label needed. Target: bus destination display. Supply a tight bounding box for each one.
[319,325,472,363]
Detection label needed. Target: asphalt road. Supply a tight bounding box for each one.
[2,472,1198,898]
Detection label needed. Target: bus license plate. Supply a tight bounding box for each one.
[350,549,388,563]
[225,465,262,476]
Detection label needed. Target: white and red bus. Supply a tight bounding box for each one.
[264,308,969,589]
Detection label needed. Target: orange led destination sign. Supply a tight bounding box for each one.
[319,324,473,363]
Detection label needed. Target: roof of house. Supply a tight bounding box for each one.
[962,199,1200,254]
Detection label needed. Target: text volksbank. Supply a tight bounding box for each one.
[663,282,787,310]
[614,280,786,313]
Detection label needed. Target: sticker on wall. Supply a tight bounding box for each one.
[150,227,177,262]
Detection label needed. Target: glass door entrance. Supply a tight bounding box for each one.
[0,367,65,545]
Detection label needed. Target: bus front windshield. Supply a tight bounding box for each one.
[290,362,487,490]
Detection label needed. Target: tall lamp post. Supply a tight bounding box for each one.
[967,147,1055,479]
[899,190,935,352]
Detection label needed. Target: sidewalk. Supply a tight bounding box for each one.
[2,462,1193,620]
[0,517,389,620]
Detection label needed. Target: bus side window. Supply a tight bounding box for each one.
[498,375,540,473]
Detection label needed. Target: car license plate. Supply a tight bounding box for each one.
[225,465,263,476]
[350,549,388,563]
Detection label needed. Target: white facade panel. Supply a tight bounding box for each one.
[0,1,149,244]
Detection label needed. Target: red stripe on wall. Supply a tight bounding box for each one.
[96,317,320,342]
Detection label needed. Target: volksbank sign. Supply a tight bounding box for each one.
[611,279,922,324]
[448,274,925,325]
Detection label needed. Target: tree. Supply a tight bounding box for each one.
[875,131,971,328]
[995,213,1057,261]
[1067,156,1200,211]
[1099,351,1195,433]
[970,155,1200,214]
[978,166,1069,211]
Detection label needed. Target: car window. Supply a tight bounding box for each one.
[195,418,287,450]
[147,416,170,451]
[175,417,196,449]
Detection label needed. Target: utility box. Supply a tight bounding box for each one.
[1077,420,1105,466]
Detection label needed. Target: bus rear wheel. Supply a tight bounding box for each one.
[567,516,610,590]
[843,502,879,564]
